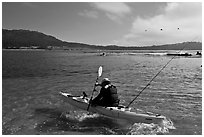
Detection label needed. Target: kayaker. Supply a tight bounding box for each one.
[91,78,120,107]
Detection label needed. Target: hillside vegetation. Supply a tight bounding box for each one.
[2,29,202,50]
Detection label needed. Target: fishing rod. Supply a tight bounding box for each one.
[126,35,199,108]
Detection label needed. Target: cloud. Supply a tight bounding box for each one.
[78,10,98,19]
[117,2,202,46]
[90,2,131,23]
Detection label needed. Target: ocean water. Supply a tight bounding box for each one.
[2,50,202,135]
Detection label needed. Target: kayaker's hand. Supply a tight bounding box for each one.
[95,82,101,86]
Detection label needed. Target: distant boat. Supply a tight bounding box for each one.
[100,52,106,56]
[167,52,192,56]
[196,51,202,56]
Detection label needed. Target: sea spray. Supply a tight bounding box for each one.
[78,113,100,122]
[63,111,119,134]
[126,117,175,135]
[62,111,98,121]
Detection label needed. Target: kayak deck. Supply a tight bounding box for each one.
[60,92,165,124]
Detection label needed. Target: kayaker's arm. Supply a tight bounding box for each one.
[95,82,101,87]
[91,89,104,106]
[93,83,102,92]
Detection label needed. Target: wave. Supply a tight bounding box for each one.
[62,110,175,135]
[127,117,175,135]
[100,52,168,56]
[144,53,168,56]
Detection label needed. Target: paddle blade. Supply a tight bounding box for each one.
[98,66,102,77]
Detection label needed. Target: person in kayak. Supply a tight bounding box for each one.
[91,78,120,107]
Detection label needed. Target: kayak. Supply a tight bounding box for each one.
[59,92,165,124]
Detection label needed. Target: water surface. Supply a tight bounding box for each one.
[2,50,202,135]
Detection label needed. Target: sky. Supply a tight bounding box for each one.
[2,2,202,46]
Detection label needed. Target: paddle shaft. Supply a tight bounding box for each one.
[87,76,99,111]
[87,66,102,111]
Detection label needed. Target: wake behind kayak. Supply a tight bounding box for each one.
[59,92,165,124]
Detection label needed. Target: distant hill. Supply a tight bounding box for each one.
[3,29,63,49]
[2,29,97,49]
[2,29,202,50]
[105,42,202,50]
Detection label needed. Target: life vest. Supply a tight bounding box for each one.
[101,85,120,106]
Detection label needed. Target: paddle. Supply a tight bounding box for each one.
[87,66,103,111]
